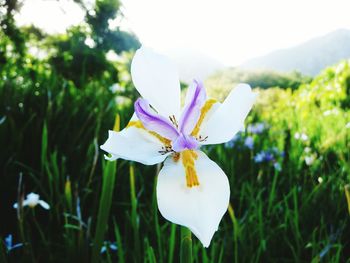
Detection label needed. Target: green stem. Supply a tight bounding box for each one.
[180,227,192,263]
[0,239,7,263]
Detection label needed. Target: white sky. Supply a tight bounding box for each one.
[16,0,350,65]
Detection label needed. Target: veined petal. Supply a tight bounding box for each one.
[100,117,171,165]
[172,133,199,152]
[199,84,257,145]
[178,80,207,134]
[157,151,230,247]
[134,98,179,140]
[131,46,181,117]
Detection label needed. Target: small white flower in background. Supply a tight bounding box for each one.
[84,37,95,48]
[106,50,121,62]
[305,155,316,166]
[318,177,323,184]
[13,192,50,210]
[294,132,300,139]
[300,133,308,141]
[294,132,308,141]
[346,122,350,129]
[100,46,257,247]
[115,96,131,106]
[304,147,311,153]
[109,83,124,93]
[323,109,339,116]
[323,110,331,116]
[100,241,117,254]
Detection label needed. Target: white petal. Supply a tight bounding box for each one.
[100,123,169,165]
[39,200,50,210]
[131,46,181,117]
[200,84,257,145]
[13,202,18,209]
[157,151,230,247]
[26,193,40,202]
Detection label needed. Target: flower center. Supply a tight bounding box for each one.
[172,133,199,152]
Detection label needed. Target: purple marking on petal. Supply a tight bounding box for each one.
[172,133,199,152]
[134,98,179,140]
[178,80,207,134]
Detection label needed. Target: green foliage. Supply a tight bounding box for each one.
[92,160,117,263]
[48,26,118,87]
[205,68,311,101]
[86,0,140,53]
[0,0,26,56]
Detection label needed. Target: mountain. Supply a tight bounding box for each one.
[164,48,225,84]
[241,29,350,76]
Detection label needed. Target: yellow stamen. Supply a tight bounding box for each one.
[181,150,199,187]
[127,120,171,146]
[191,99,217,137]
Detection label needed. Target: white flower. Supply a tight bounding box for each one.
[304,147,311,153]
[13,192,50,210]
[300,133,308,141]
[295,132,308,141]
[305,155,315,166]
[294,132,300,139]
[100,47,256,247]
[109,83,123,93]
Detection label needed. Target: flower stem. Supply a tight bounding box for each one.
[180,227,192,263]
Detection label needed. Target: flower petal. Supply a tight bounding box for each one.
[178,80,207,134]
[131,46,181,117]
[134,98,179,140]
[100,117,170,165]
[39,200,50,210]
[199,84,257,145]
[157,151,230,247]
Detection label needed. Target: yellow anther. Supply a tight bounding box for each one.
[191,99,217,137]
[127,120,171,146]
[181,150,199,188]
[172,152,180,162]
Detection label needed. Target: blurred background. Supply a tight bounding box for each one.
[1,0,350,262]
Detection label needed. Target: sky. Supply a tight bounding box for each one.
[16,0,350,66]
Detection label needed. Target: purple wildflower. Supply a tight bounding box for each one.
[254,148,283,164]
[244,136,254,150]
[254,152,265,163]
[5,234,23,252]
[247,122,266,134]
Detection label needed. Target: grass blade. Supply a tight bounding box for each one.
[180,227,192,263]
[168,224,176,263]
[91,159,117,263]
[113,219,125,263]
[129,164,141,260]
